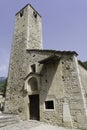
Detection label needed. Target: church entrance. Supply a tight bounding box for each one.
[29,94,40,120]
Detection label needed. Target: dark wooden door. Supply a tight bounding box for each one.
[29,95,40,120]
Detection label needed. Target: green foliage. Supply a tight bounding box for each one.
[82,61,87,68]
[78,60,87,69]
[0,78,7,97]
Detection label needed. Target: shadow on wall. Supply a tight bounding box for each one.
[40,60,60,105]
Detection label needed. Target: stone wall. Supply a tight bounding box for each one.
[61,55,87,129]
[27,5,42,49]
[40,61,64,126]
[5,4,42,120]
[79,63,87,96]
[25,51,78,127]
[78,63,87,114]
[25,50,64,126]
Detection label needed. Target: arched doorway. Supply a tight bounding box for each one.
[28,77,40,120]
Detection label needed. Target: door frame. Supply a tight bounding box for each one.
[29,94,40,120]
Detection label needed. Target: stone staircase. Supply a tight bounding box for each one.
[0,113,41,129]
[0,113,20,127]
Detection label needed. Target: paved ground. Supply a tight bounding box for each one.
[0,120,80,130]
[0,113,81,130]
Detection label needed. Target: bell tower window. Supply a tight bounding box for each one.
[20,10,24,17]
[33,11,37,18]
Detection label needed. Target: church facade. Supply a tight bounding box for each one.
[4,4,87,129]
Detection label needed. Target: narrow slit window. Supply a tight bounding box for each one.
[45,100,54,109]
[20,10,24,17]
[33,11,37,18]
[31,64,36,72]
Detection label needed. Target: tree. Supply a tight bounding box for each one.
[83,61,87,68]
[0,78,7,97]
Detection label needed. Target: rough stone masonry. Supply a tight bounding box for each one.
[4,4,87,130]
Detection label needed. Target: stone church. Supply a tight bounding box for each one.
[4,4,87,129]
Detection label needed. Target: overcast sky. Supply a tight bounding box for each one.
[0,0,87,77]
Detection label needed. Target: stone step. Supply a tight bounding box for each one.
[0,117,18,123]
[0,114,20,128]
[0,120,18,128]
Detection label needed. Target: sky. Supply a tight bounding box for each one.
[0,0,87,77]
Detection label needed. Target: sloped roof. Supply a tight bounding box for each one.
[16,4,41,17]
[26,49,78,56]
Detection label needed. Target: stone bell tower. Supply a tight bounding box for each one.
[14,4,42,50]
[4,4,42,119]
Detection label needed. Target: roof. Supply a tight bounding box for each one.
[16,4,41,17]
[26,49,78,56]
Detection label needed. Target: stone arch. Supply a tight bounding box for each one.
[28,77,38,91]
[24,74,40,93]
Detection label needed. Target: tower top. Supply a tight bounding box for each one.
[16,4,41,17]
[14,3,42,49]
